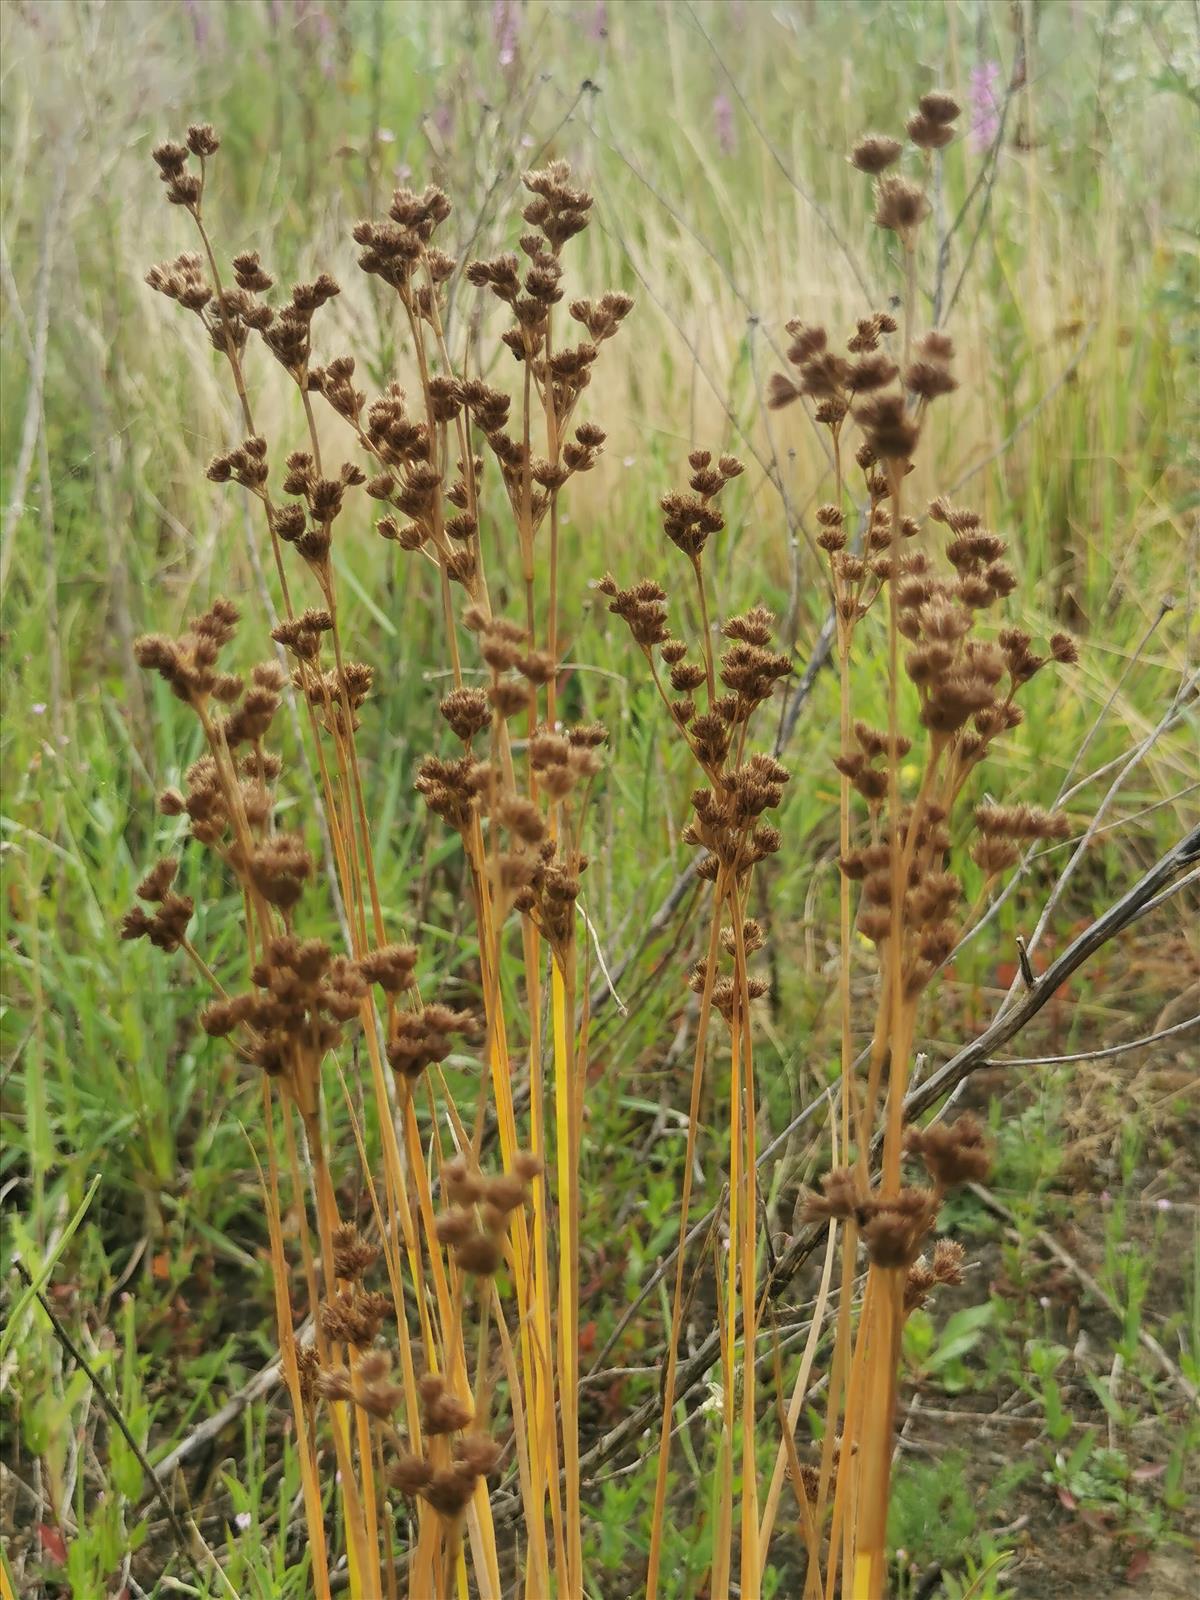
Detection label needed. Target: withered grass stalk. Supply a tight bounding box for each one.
[124,96,1078,1599]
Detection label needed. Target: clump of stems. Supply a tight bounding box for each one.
[136,122,630,1600]
[763,91,1076,1599]
[125,93,1079,1600]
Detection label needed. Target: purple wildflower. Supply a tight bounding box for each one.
[430,101,454,142]
[306,1,338,79]
[492,0,521,69]
[182,0,210,48]
[713,93,736,157]
[585,1,608,41]
[969,60,1002,154]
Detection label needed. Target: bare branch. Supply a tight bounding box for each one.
[991,1012,1199,1067]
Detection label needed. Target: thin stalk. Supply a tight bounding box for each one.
[553,944,583,1597]
[733,885,761,1600]
[189,205,293,610]
[693,556,717,707]
[332,1054,423,1450]
[644,875,726,1600]
[715,913,744,1600]
[257,1082,333,1600]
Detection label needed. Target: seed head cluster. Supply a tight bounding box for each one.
[803,1114,988,1281]
[602,450,792,1032]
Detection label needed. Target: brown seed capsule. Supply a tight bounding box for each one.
[389,1451,433,1496]
[906,114,956,151]
[453,1232,503,1276]
[851,135,903,175]
[874,177,931,234]
[904,1114,991,1189]
[918,92,961,126]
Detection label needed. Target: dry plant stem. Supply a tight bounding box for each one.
[553,944,584,1599]
[333,1058,423,1447]
[757,1215,839,1552]
[693,556,717,705]
[716,936,741,1600]
[808,1214,856,1599]
[882,469,909,1190]
[282,1106,325,1363]
[364,1029,440,1419]
[491,1308,540,1593]
[816,460,918,1600]
[710,1273,735,1600]
[508,1030,565,1581]
[258,1082,333,1600]
[468,837,559,1591]
[355,1375,381,1583]
[732,884,762,1600]
[819,429,865,1586]
[399,1087,456,1360]
[644,877,726,1600]
[516,921,561,1592]
[811,646,860,1595]
[544,273,582,1577]
[853,1273,902,1599]
[304,1119,380,1599]
[848,471,913,1599]
[179,936,228,999]
[542,303,562,729]
[773,1375,820,1568]
[825,1261,879,1600]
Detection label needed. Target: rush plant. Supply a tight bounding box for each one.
[125,95,1082,1600]
[133,123,628,1600]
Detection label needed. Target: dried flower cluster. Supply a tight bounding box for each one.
[802,1112,990,1278]
[602,450,792,1019]
[849,91,962,242]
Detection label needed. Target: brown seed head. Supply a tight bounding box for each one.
[874,176,931,234]
[918,92,961,125]
[851,135,903,174]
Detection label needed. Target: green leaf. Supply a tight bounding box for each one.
[0,1174,102,1366]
